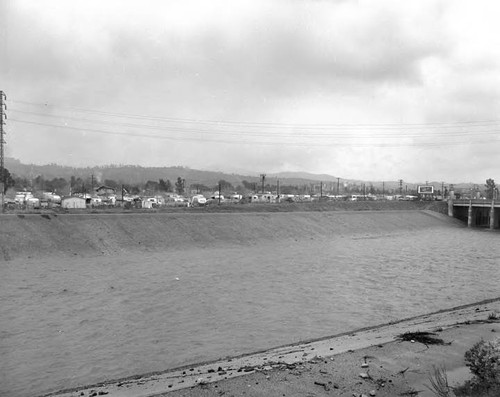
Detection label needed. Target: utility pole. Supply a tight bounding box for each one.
[0,91,6,213]
[337,177,340,196]
[218,181,222,205]
[260,174,266,194]
[277,179,280,202]
[399,179,403,196]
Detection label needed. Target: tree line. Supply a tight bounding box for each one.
[1,167,496,199]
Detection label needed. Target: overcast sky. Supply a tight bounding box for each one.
[1,0,499,183]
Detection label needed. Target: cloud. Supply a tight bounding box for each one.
[2,0,499,182]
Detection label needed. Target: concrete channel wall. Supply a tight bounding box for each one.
[1,202,453,262]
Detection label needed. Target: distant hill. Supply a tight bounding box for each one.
[4,158,252,187]
[4,157,480,192]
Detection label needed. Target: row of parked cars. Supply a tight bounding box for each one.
[5,190,429,211]
[7,191,63,209]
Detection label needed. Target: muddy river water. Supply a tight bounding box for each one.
[1,217,499,396]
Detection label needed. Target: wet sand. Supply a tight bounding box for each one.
[45,298,500,397]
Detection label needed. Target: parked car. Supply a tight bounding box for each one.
[191,195,207,206]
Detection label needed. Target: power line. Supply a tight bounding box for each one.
[9,108,500,139]
[9,118,499,148]
[10,99,500,130]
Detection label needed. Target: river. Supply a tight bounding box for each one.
[1,214,499,396]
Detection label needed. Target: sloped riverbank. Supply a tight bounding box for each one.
[1,205,450,261]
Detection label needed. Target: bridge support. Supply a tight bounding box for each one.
[447,198,454,217]
[467,201,474,228]
[490,200,496,230]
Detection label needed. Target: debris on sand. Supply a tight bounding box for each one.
[396,331,447,346]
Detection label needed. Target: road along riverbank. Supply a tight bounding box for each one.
[43,298,500,397]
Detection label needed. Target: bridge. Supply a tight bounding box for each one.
[449,199,500,229]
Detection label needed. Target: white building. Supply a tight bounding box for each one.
[61,197,87,209]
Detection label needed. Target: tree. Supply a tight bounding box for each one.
[13,176,29,191]
[242,180,255,191]
[175,177,185,195]
[191,183,210,194]
[144,180,159,195]
[33,175,45,191]
[159,179,172,192]
[123,184,141,195]
[46,177,68,193]
[217,179,234,193]
[485,179,496,199]
[1,168,15,194]
[103,179,119,189]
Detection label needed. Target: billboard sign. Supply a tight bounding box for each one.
[418,185,434,194]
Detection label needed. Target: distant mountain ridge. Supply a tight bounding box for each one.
[4,157,479,191]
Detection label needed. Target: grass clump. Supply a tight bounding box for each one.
[426,366,453,397]
[487,312,499,321]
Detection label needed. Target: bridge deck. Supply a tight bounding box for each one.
[453,199,500,208]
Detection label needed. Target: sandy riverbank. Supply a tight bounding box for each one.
[44,298,500,397]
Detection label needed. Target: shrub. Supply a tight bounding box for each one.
[464,337,500,385]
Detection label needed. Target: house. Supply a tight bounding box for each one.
[96,185,116,196]
[61,197,87,209]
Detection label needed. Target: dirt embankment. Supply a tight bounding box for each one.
[0,203,456,262]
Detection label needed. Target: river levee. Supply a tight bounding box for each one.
[0,210,499,396]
